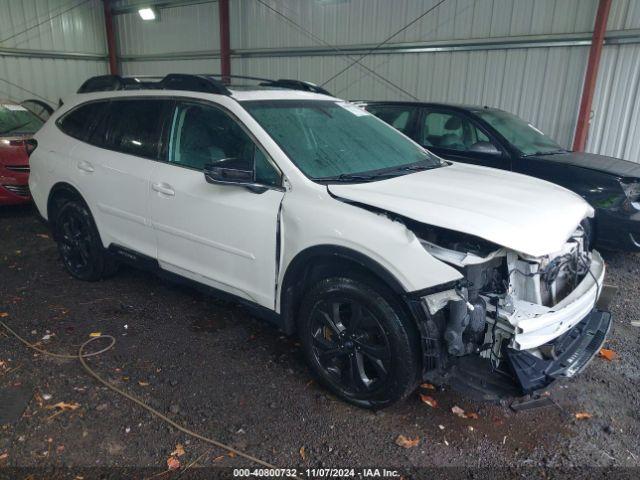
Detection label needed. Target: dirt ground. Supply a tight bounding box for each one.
[1,204,639,478]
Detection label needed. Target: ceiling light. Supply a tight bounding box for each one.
[138,7,157,21]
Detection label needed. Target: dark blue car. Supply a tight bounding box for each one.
[360,101,640,252]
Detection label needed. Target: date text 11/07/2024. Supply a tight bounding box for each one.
[232,468,401,477]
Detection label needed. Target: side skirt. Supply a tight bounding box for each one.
[107,245,284,330]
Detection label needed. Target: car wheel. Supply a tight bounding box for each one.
[299,276,421,409]
[54,200,116,281]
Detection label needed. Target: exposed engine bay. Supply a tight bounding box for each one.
[411,220,600,374]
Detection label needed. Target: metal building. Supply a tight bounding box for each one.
[1,0,639,161]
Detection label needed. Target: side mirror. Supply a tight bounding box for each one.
[468,141,501,155]
[204,158,266,193]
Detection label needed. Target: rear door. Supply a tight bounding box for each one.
[71,97,171,257]
[148,99,285,309]
[417,108,511,170]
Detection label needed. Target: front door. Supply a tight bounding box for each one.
[418,109,511,170]
[149,100,285,309]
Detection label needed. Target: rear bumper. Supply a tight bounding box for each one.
[506,309,611,393]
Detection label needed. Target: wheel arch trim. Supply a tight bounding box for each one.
[278,244,412,334]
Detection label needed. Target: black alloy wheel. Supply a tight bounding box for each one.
[58,205,93,276]
[54,200,116,281]
[310,298,391,394]
[299,276,421,409]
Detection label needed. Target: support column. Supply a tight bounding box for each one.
[103,0,118,75]
[218,0,231,82]
[572,0,612,152]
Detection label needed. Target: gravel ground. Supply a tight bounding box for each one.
[1,204,639,478]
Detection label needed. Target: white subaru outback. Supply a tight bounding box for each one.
[28,74,610,408]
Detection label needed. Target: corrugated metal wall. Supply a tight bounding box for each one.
[115,0,608,150]
[2,0,637,161]
[0,0,108,105]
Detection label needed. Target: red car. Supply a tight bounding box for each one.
[0,100,45,205]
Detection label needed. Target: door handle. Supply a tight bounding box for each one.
[77,160,94,173]
[152,182,175,197]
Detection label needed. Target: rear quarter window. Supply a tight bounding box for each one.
[57,101,109,141]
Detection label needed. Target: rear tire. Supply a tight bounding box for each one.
[53,200,117,281]
[298,276,421,409]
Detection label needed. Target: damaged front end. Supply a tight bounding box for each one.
[413,221,611,398]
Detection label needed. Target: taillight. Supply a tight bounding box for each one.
[25,139,38,157]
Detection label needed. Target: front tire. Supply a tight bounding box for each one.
[53,200,116,281]
[298,276,421,409]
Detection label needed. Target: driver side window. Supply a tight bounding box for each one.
[421,110,495,153]
[169,102,281,186]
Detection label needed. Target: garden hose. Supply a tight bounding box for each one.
[0,319,280,471]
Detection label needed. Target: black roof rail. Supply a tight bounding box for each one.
[200,74,332,96]
[77,75,126,93]
[77,74,231,95]
[259,79,332,96]
[77,73,330,96]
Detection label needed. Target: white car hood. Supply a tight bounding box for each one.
[329,162,593,258]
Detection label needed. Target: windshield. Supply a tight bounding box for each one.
[0,103,44,135]
[475,109,564,156]
[243,100,441,181]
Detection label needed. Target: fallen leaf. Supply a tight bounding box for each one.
[36,234,50,239]
[0,313,8,318]
[395,435,420,449]
[167,455,180,470]
[227,452,237,458]
[0,452,7,460]
[598,348,617,361]
[89,332,102,338]
[138,381,150,387]
[451,405,478,419]
[213,455,225,462]
[299,446,306,460]
[420,382,436,390]
[47,402,80,411]
[171,444,185,457]
[419,394,438,408]
[451,406,466,418]
[575,412,592,420]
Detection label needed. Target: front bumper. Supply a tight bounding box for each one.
[500,250,605,351]
[506,309,611,393]
[595,208,640,251]
[0,183,31,205]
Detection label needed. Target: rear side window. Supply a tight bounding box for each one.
[58,101,108,140]
[91,99,167,159]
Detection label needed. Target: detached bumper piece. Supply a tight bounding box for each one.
[507,309,611,393]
